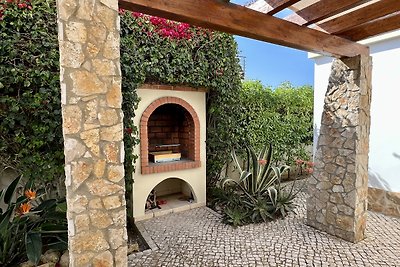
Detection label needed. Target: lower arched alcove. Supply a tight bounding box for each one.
[145,177,196,211]
[133,175,205,221]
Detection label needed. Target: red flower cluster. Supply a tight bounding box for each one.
[295,159,314,175]
[0,0,32,20]
[132,12,143,18]
[148,15,192,40]
[118,9,194,40]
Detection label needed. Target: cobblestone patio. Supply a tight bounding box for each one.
[128,193,400,266]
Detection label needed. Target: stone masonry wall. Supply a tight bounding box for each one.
[368,187,400,217]
[57,0,128,265]
[307,55,372,243]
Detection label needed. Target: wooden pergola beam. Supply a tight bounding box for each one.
[339,12,400,41]
[318,0,400,34]
[285,0,366,26]
[118,0,369,57]
[263,0,302,15]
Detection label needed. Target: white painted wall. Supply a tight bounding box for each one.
[312,31,400,192]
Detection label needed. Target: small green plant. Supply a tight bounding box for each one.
[223,207,248,227]
[0,175,67,266]
[214,144,303,226]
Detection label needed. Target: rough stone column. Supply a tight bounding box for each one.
[57,0,128,265]
[307,55,372,243]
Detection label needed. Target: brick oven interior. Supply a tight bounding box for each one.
[147,103,195,163]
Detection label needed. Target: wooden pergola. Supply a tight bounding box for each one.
[118,0,400,57]
[56,0,400,265]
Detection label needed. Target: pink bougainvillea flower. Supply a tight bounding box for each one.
[125,127,133,134]
[132,12,143,18]
[215,69,224,76]
[306,161,315,167]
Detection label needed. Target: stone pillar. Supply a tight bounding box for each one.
[57,0,127,265]
[307,55,372,243]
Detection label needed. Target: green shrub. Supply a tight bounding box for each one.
[237,80,313,165]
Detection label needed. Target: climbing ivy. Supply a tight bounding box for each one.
[0,0,63,182]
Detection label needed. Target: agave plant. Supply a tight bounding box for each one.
[215,143,302,225]
[222,144,289,200]
[270,174,305,217]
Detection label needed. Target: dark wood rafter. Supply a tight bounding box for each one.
[262,0,302,15]
[284,0,367,26]
[318,0,400,34]
[339,12,400,41]
[118,0,369,57]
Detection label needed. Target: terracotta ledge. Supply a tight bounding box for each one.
[141,160,201,174]
[138,83,208,93]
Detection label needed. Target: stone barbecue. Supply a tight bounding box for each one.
[131,84,207,221]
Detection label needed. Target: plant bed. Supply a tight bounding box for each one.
[127,219,150,254]
[208,144,308,227]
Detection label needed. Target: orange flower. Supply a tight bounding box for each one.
[24,189,36,200]
[18,202,32,215]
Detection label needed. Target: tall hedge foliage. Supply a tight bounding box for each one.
[237,80,313,164]
[0,0,63,182]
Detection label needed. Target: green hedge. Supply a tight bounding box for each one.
[237,81,313,164]
[0,0,63,182]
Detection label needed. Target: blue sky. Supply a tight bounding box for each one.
[232,0,314,88]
